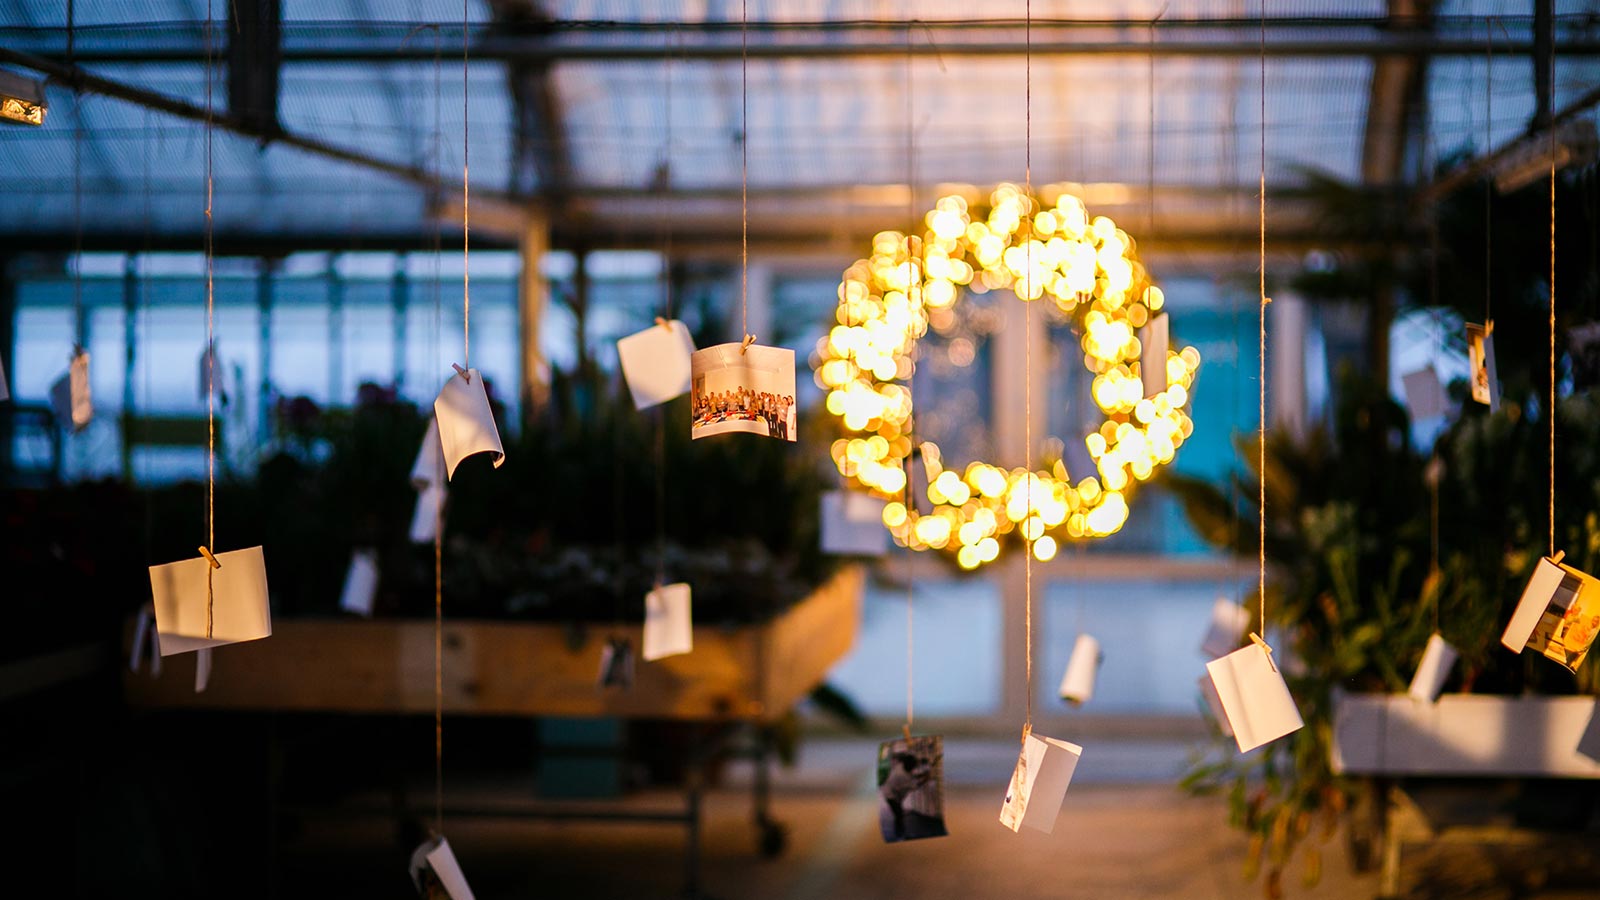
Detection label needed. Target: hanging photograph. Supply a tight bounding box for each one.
[1057,633,1101,705]
[642,582,693,661]
[689,343,796,441]
[1205,641,1305,753]
[433,367,505,479]
[148,545,272,656]
[998,730,1083,834]
[876,734,947,843]
[618,319,696,410]
[408,835,475,900]
[1466,321,1501,411]
[1400,366,1447,421]
[1502,554,1600,673]
[49,347,92,431]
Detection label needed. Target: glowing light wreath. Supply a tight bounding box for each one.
[815,184,1200,570]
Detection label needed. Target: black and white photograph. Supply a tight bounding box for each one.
[876,734,947,843]
[689,343,797,441]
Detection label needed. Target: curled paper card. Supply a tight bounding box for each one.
[1139,312,1170,399]
[642,582,693,661]
[128,601,162,677]
[410,486,446,544]
[1057,633,1101,705]
[598,637,636,689]
[877,734,948,843]
[999,730,1083,834]
[1407,632,1459,703]
[1502,554,1600,673]
[194,647,212,693]
[433,368,505,479]
[1198,674,1233,737]
[1206,642,1305,753]
[1200,597,1252,659]
[689,343,797,441]
[1466,322,1501,411]
[618,319,696,409]
[820,490,889,556]
[409,835,475,900]
[1401,367,1447,421]
[149,545,272,656]
[50,348,92,431]
[340,549,379,617]
[411,417,446,490]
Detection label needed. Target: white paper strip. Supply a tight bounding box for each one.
[642,582,693,661]
[1198,674,1234,737]
[409,486,446,544]
[1139,312,1169,399]
[618,319,696,409]
[689,343,797,441]
[194,647,213,692]
[1401,367,1447,421]
[1057,633,1101,705]
[129,601,162,676]
[1466,322,1501,412]
[339,549,380,617]
[410,417,446,490]
[820,490,888,556]
[1206,642,1305,753]
[1200,597,1252,659]
[149,545,272,656]
[1407,632,1458,703]
[433,368,505,479]
[409,836,475,900]
[999,731,1083,834]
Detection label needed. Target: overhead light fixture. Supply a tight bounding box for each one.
[1493,118,1598,194]
[0,68,47,126]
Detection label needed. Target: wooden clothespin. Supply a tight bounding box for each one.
[1262,296,1274,306]
[1551,549,1566,565]
[655,316,671,330]
[1249,632,1277,672]
[451,363,470,382]
[740,334,756,355]
[198,545,221,569]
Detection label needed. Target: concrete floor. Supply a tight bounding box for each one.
[281,735,1399,899]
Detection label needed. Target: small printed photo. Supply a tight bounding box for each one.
[1466,322,1500,410]
[876,734,948,843]
[690,343,797,442]
[1528,570,1600,673]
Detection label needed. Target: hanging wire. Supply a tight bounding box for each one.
[1023,0,1034,731]
[1256,5,1267,638]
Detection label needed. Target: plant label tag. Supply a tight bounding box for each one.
[877,734,948,843]
[339,549,380,617]
[642,582,693,661]
[1206,642,1304,752]
[820,490,888,556]
[1466,322,1501,411]
[149,545,272,656]
[409,835,475,900]
[689,343,797,441]
[1401,367,1447,421]
[1503,554,1600,673]
[50,348,92,431]
[618,319,696,409]
[998,731,1082,834]
[1139,312,1169,399]
[433,367,504,479]
[1407,632,1458,702]
[1200,597,1252,659]
[1057,633,1101,705]
[1198,674,1234,737]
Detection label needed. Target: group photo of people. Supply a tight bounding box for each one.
[689,343,798,442]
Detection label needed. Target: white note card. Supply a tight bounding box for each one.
[1200,597,1252,659]
[194,646,213,693]
[340,549,380,617]
[1139,312,1170,399]
[1467,322,1501,412]
[1057,633,1101,705]
[1198,674,1234,737]
[820,490,888,556]
[433,367,505,480]
[411,417,446,490]
[0,351,9,402]
[1407,632,1458,703]
[409,836,475,900]
[149,545,273,656]
[618,319,696,409]
[999,731,1083,834]
[1206,642,1305,753]
[643,582,693,661]
[410,485,447,544]
[51,348,93,431]
[1401,367,1447,421]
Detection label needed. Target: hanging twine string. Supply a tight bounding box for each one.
[655,29,676,590]
[740,0,750,346]
[461,0,472,371]
[202,0,218,637]
[1549,44,1557,558]
[903,16,917,738]
[1022,0,1034,732]
[1484,18,1493,323]
[1256,8,1268,641]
